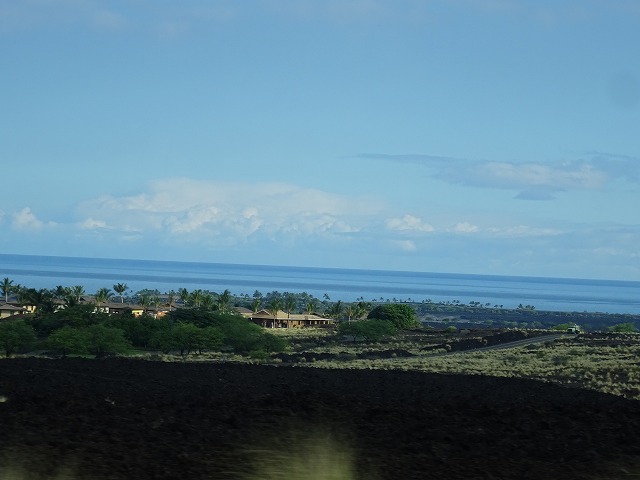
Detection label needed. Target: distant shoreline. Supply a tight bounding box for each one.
[2,253,639,315]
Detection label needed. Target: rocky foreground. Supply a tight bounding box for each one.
[1,358,639,479]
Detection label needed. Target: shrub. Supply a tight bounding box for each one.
[148,324,223,355]
[106,313,171,349]
[339,319,398,343]
[249,349,269,360]
[608,322,638,333]
[367,304,419,329]
[47,326,89,358]
[0,319,36,357]
[221,319,266,353]
[85,324,131,358]
[166,309,290,355]
[260,333,288,353]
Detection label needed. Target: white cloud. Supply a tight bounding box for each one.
[361,153,639,200]
[393,239,417,252]
[166,206,221,234]
[278,214,359,236]
[12,207,49,231]
[487,225,563,237]
[79,218,109,230]
[72,178,584,259]
[385,214,435,233]
[439,160,609,192]
[452,222,479,233]
[75,178,380,246]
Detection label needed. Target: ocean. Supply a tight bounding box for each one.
[1,254,639,314]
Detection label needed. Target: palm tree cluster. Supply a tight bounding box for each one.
[2,275,374,324]
[327,300,371,323]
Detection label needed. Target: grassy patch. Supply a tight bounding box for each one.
[283,330,640,400]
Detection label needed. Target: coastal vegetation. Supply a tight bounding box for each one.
[2,276,637,330]
[1,276,640,401]
[0,303,288,360]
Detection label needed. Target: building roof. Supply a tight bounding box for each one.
[233,306,254,315]
[0,303,25,311]
[247,309,327,321]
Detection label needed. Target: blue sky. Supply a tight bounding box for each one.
[1,0,639,281]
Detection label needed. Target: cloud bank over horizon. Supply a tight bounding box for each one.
[0,176,637,280]
[5,178,575,242]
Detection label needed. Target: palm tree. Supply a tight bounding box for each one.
[345,304,358,324]
[356,300,371,319]
[16,287,55,314]
[267,298,283,328]
[94,287,113,307]
[166,290,176,311]
[151,295,161,309]
[65,285,85,307]
[327,300,343,321]
[51,285,68,303]
[217,289,232,314]
[251,296,262,313]
[113,283,128,303]
[200,292,215,311]
[1,277,14,303]
[139,293,152,311]
[189,289,203,308]
[305,298,318,315]
[283,294,296,319]
[178,288,189,305]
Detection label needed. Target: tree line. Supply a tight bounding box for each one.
[2,277,367,320]
[0,277,425,358]
[0,303,289,359]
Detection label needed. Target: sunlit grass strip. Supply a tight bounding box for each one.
[298,344,640,401]
[268,328,335,340]
[149,337,640,400]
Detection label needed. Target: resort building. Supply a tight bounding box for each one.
[242,309,335,328]
[0,303,27,319]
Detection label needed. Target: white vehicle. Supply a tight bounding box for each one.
[567,325,581,334]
